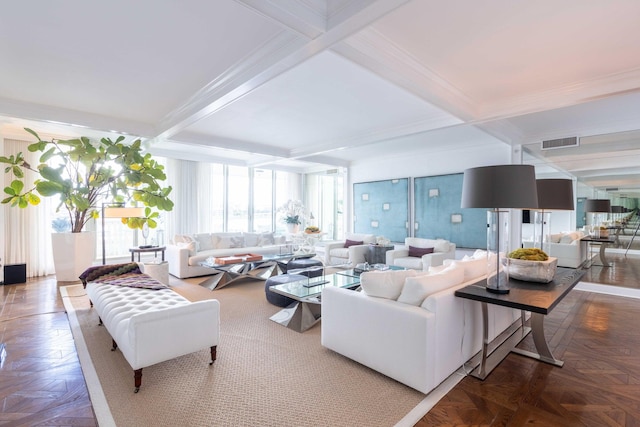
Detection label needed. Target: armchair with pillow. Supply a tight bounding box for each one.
[385,237,456,270]
[324,233,376,266]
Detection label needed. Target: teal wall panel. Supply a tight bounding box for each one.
[353,178,408,243]
[414,174,486,249]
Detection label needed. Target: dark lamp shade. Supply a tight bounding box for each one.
[536,179,574,210]
[584,199,611,213]
[461,165,538,209]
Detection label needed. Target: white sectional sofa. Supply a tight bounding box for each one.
[321,251,520,395]
[166,232,287,278]
[523,231,586,268]
[385,237,456,270]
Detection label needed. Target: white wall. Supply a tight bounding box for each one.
[346,141,512,236]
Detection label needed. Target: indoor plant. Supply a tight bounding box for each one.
[277,199,306,233]
[1,128,173,279]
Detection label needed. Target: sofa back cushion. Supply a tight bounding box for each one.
[194,233,215,251]
[397,262,465,306]
[244,232,276,247]
[346,233,376,245]
[214,232,244,249]
[445,254,486,282]
[405,237,451,253]
[360,269,418,300]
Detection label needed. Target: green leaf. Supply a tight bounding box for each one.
[3,186,16,196]
[10,180,24,193]
[12,166,24,178]
[24,127,41,140]
[35,181,65,196]
[26,192,41,205]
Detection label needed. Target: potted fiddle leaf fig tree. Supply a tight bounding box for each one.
[0,128,173,281]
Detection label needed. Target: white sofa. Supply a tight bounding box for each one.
[166,232,287,278]
[83,265,220,392]
[324,232,376,266]
[523,231,586,268]
[385,237,456,270]
[321,251,520,395]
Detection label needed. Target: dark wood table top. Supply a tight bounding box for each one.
[580,236,616,243]
[454,267,585,314]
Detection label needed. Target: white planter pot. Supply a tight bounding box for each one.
[51,232,96,282]
[286,223,300,234]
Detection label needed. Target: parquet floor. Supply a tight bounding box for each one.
[1,253,640,426]
[416,252,640,427]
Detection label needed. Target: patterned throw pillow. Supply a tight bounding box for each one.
[408,246,434,257]
[344,239,364,248]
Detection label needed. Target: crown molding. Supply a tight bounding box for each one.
[165,131,291,159]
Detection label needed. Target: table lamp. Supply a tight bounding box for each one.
[461,165,538,294]
[535,179,574,255]
[584,199,611,238]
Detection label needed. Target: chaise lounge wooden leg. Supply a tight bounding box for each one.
[111,339,118,351]
[134,368,142,393]
[98,316,102,326]
[210,345,217,365]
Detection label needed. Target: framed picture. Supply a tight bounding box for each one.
[451,214,462,223]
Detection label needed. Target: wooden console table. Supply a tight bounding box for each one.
[455,267,585,379]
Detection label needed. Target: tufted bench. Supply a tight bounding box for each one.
[83,265,220,392]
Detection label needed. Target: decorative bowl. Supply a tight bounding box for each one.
[507,257,558,283]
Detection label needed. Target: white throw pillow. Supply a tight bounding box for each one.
[176,241,197,257]
[244,232,260,247]
[450,256,486,282]
[360,269,417,300]
[397,263,465,306]
[258,232,275,246]
[434,239,450,253]
[173,234,194,244]
[217,234,245,249]
[194,233,215,251]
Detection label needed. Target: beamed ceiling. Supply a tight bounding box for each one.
[1,0,640,194]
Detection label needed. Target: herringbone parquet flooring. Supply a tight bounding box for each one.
[1,253,640,426]
[416,253,640,427]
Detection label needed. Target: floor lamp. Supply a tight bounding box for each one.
[535,179,575,255]
[461,165,539,294]
[102,203,145,265]
[584,199,611,238]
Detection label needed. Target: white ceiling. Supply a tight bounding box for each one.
[1,0,640,194]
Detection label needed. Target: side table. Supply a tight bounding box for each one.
[129,246,166,262]
[366,245,394,264]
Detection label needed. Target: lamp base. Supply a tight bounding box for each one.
[486,285,510,294]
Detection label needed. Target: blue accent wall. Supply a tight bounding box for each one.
[414,174,485,249]
[353,178,409,243]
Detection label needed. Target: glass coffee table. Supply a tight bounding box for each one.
[199,252,315,290]
[268,273,361,332]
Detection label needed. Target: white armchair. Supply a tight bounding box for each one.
[324,233,376,266]
[386,237,456,270]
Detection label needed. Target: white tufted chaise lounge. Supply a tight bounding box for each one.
[82,263,220,392]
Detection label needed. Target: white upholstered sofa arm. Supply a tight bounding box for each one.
[385,248,408,265]
[324,241,346,264]
[349,244,370,265]
[165,244,191,278]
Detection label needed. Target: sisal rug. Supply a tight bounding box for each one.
[61,278,429,427]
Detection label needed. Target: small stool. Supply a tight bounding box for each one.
[286,258,323,274]
[265,274,307,307]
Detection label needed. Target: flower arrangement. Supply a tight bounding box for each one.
[277,199,306,225]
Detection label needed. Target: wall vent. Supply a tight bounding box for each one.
[606,187,619,192]
[541,137,579,150]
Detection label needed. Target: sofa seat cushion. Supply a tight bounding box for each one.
[393,256,424,270]
[329,247,350,259]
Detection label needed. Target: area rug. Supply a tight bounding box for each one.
[61,279,433,427]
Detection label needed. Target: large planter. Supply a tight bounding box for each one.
[286,223,300,234]
[51,232,96,282]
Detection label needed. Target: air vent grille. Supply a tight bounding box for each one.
[606,187,619,192]
[541,137,579,150]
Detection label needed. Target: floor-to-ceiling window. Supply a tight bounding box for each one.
[304,171,345,240]
[253,168,273,232]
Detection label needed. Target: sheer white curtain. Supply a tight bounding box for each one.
[3,139,55,277]
[164,158,199,238]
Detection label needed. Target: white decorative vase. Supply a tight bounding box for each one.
[51,232,97,282]
[286,223,300,234]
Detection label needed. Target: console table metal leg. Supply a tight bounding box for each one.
[478,302,490,379]
[511,312,564,367]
